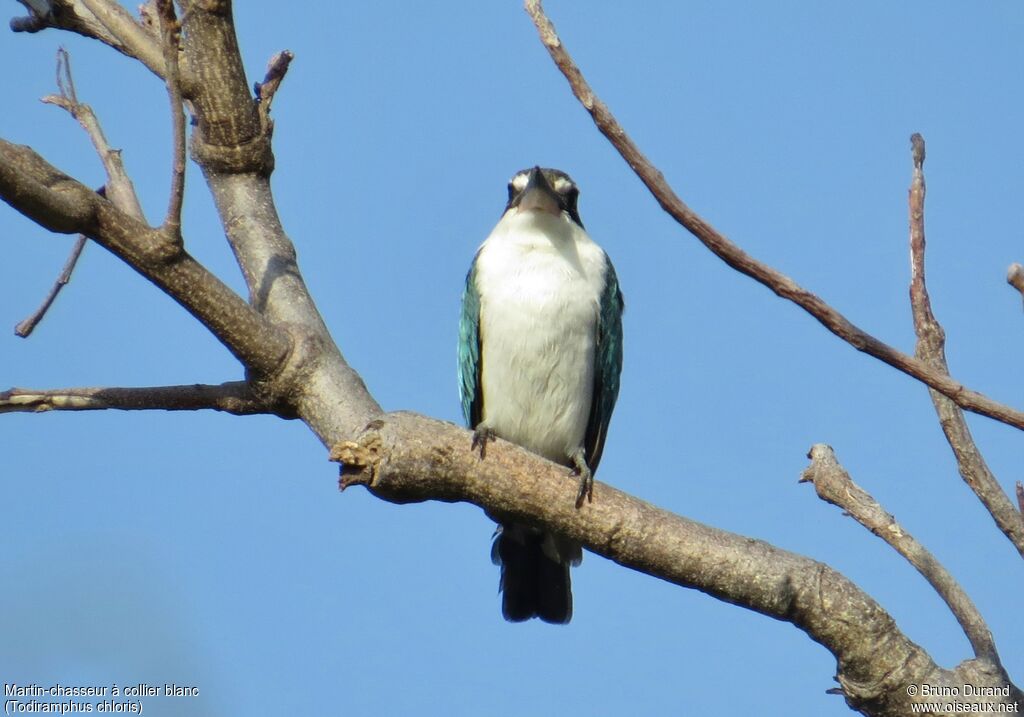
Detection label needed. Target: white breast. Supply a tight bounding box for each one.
[473,210,608,465]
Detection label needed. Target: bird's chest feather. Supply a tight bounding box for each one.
[473,220,606,462]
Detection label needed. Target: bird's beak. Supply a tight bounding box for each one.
[517,166,561,216]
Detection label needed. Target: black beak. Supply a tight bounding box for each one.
[517,166,561,215]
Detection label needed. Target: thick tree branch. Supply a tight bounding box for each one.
[12,0,167,80]
[524,0,1024,436]
[0,381,273,415]
[333,412,1022,716]
[177,1,380,443]
[801,444,998,663]
[181,1,269,175]
[907,133,1024,558]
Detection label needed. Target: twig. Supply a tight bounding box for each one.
[42,49,145,220]
[1007,263,1024,308]
[523,0,1024,435]
[255,50,294,121]
[17,48,146,337]
[14,235,87,337]
[801,444,999,663]
[907,133,1024,558]
[0,381,275,416]
[156,0,185,234]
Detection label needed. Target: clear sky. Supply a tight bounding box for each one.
[3,2,1023,715]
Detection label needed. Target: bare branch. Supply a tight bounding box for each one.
[181,3,269,174]
[0,139,291,382]
[17,48,150,338]
[42,48,145,220]
[524,0,1024,435]
[0,381,274,416]
[255,49,294,125]
[175,3,381,442]
[801,444,998,662]
[907,133,1024,558]
[12,0,167,80]
[1007,263,1024,308]
[14,234,86,337]
[1017,482,1024,516]
[333,411,1022,716]
[155,0,185,234]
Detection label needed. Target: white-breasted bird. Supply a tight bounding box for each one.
[458,166,624,623]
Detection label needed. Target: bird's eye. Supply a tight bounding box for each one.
[507,182,516,202]
[564,186,579,210]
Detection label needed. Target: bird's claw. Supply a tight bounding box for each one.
[471,424,495,459]
[570,452,593,509]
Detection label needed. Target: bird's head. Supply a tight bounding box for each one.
[504,166,584,228]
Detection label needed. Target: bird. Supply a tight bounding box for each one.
[458,166,624,623]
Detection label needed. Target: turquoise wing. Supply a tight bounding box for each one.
[584,254,624,473]
[458,259,483,428]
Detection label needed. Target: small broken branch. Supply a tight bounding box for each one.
[801,444,998,663]
[255,49,293,127]
[907,133,1024,558]
[524,0,1024,435]
[0,381,274,416]
[1007,263,1024,308]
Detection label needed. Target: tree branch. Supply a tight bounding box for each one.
[0,381,274,416]
[0,139,292,384]
[907,133,1024,558]
[524,0,1024,435]
[254,49,293,123]
[155,0,185,234]
[177,1,381,443]
[42,51,146,221]
[12,0,167,80]
[333,412,1022,716]
[14,234,86,337]
[8,2,380,443]
[801,444,998,663]
[180,1,269,175]
[1007,263,1024,308]
[17,48,147,338]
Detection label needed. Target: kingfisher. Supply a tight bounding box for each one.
[458,167,624,623]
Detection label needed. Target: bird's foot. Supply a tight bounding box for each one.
[471,424,495,459]
[570,450,593,509]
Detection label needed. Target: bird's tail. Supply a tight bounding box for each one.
[491,523,581,624]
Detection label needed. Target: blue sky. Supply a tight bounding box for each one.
[3,2,1023,714]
